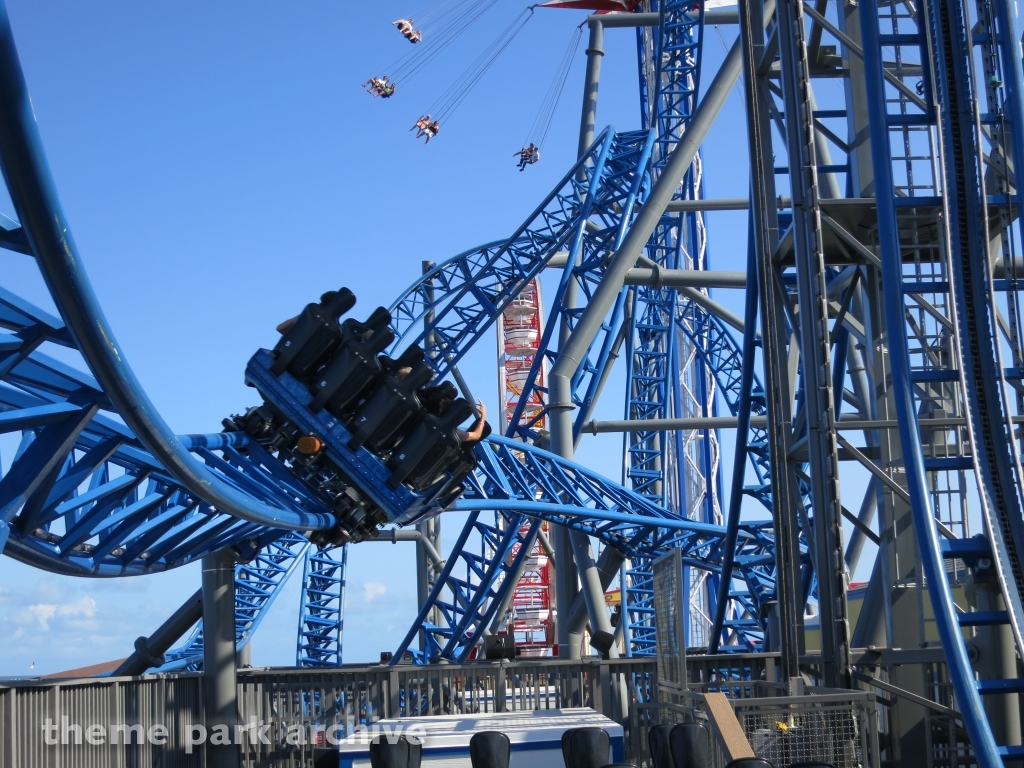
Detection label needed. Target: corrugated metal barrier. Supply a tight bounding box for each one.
[0,659,657,768]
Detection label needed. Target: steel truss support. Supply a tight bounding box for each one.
[624,0,717,656]
[296,543,348,667]
[390,127,655,662]
[735,0,817,681]
[776,0,852,688]
[159,532,309,671]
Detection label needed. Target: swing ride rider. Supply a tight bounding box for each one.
[515,143,540,170]
[363,76,394,98]
[412,116,440,144]
[412,115,431,139]
[393,18,422,43]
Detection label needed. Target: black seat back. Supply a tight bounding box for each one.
[387,399,472,491]
[309,309,395,415]
[724,760,774,768]
[668,723,709,768]
[432,442,478,507]
[369,736,422,768]
[432,417,489,505]
[363,305,393,330]
[349,360,434,452]
[788,763,838,768]
[272,288,355,379]
[381,345,425,375]
[561,727,610,768]
[469,731,511,768]
[648,725,673,768]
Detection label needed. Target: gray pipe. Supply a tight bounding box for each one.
[663,197,750,212]
[583,415,768,433]
[569,530,618,657]
[623,268,748,288]
[591,12,661,27]
[538,528,556,568]
[367,528,444,568]
[566,545,626,634]
[808,85,841,199]
[590,10,739,27]
[112,588,203,676]
[549,29,747,459]
[678,285,747,332]
[202,549,240,768]
[578,19,605,161]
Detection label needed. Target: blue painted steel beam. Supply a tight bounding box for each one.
[0,1,333,533]
[624,0,713,656]
[859,0,1002,758]
[158,531,310,672]
[296,543,348,667]
[387,127,657,661]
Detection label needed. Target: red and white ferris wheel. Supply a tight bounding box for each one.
[496,278,553,656]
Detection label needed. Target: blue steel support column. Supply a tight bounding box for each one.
[0,2,333,533]
[708,210,759,652]
[296,544,348,667]
[859,0,1001,760]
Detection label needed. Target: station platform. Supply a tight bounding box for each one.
[330,708,623,768]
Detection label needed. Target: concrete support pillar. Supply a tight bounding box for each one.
[202,549,240,768]
[236,641,251,669]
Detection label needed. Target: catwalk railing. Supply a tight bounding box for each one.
[4,652,983,768]
[0,658,657,768]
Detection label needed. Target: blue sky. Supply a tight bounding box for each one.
[0,0,766,675]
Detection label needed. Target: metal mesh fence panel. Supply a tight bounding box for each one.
[729,693,877,768]
[653,549,685,689]
[738,703,863,768]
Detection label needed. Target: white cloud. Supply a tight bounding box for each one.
[59,596,97,619]
[362,580,387,603]
[24,604,57,631]
[17,596,96,631]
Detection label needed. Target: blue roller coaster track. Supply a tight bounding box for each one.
[3,0,1024,763]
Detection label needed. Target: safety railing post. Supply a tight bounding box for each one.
[388,669,400,718]
[495,662,507,713]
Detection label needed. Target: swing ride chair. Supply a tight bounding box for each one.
[365,1,571,153]
[394,18,423,43]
